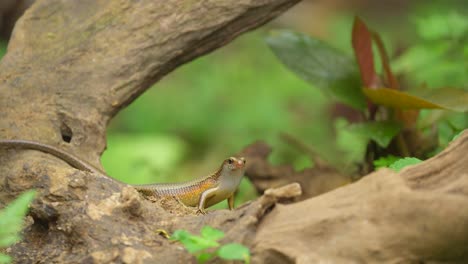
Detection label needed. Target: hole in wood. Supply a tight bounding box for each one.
[60,123,73,143]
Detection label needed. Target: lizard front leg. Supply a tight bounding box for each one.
[227,194,235,210]
[197,187,219,214]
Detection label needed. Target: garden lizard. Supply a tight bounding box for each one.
[0,139,246,214]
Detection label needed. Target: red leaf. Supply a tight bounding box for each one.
[352,17,379,89]
[372,32,399,90]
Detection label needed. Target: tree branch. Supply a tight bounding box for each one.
[253,130,468,263]
[0,0,299,169]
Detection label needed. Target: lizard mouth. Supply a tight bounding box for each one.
[234,160,245,170]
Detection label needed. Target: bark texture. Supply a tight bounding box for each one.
[0,0,301,263]
[1,0,467,264]
[253,131,468,263]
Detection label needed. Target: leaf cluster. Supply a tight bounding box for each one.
[0,190,36,264]
[171,226,250,264]
[267,12,467,174]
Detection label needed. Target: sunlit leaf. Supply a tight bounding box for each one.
[362,87,468,111]
[374,155,401,169]
[170,230,219,253]
[411,87,468,112]
[0,190,36,248]
[266,30,366,110]
[170,230,190,241]
[217,243,250,262]
[389,157,423,172]
[200,226,224,241]
[452,130,465,142]
[335,118,368,166]
[197,252,215,264]
[348,121,401,147]
[352,17,379,88]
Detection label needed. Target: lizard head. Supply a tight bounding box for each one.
[217,157,246,189]
[223,157,246,172]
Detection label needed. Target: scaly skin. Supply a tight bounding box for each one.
[0,139,246,213]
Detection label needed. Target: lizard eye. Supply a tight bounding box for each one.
[227,158,233,164]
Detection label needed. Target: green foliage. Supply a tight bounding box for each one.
[200,226,225,242]
[170,226,250,264]
[388,157,423,172]
[334,118,367,167]
[432,114,468,154]
[374,156,423,172]
[451,130,464,142]
[266,12,467,175]
[97,7,466,185]
[217,243,250,261]
[171,228,219,254]
[347,121,401,148]
[393,11,468,89]
[0,190,36,264]
[414,11,467,41]
[373,155,401,169]
[107,32,348,183]
[0,41,6,59]
[266,30,366,110]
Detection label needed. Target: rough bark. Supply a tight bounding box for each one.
[0,0,299,170]
[1,0,468,264]
[0,0,301,263]
[253,131,468,264]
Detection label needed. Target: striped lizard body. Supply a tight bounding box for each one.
[0,139,246,213]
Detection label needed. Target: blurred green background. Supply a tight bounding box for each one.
[103,33,329,208]
[0,0,466,209]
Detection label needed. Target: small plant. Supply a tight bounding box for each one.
[267,13,467,175]
[388,157,422,172]
[170,226,250,264]
[0,190,36,264]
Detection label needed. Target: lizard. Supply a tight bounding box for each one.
[0,139,246,214]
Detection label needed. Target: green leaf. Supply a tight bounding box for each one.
[451,130,465,142]
[335,118,368,166]
[389,157,423,172]
[170,230,219,254]
[266,30,366,110]
[373,155,401,169]
[0,190,36,248]
[196,252,215,264]
[170,230,191,241]
[347,121,401,147]
[410,88,468,112]
[362,87,468,112]
[200,226,224,241]
[217,243,250,262]
[0,253,12,264]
